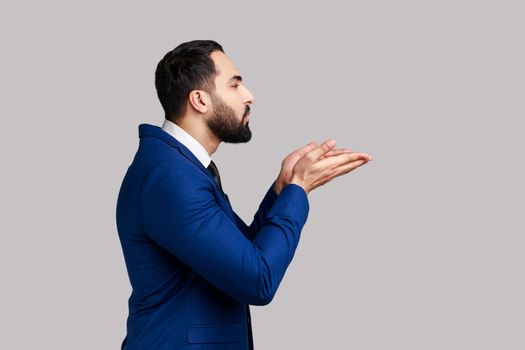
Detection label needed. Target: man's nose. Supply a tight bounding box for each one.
[243,86,255,105]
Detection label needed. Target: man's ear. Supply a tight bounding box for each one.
[188,90,211,114]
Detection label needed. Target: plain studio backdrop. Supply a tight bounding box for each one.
[1,1,523,349]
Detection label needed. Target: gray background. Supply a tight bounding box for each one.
[1,0,523,349]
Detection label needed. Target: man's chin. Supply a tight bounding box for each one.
[227,127,252,144]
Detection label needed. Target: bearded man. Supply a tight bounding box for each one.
[116,40,372,350]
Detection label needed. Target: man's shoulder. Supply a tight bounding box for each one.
[124,124,214,201]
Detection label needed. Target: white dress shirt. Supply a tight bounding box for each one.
[161,119,212,168]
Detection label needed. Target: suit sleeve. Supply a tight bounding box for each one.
[231,181,279,241]
[139,163,309,306]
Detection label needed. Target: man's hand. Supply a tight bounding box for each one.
[274,142,318,195]
[289,139,373,195]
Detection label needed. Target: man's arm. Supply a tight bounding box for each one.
[140,163,309,306]
[230,142,318,239]
[231,181,279,241]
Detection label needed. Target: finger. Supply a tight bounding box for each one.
[333,149,373,161]
[316,159,369,188]
[337,150,373,161]
[321,149,346,159]
[318,151,369,169]
[331,159,369,177]
[290,141,317,158]
[355,153,373,161]
[309,158,370,191]
[308,139,337,161]
[321,148,354,158]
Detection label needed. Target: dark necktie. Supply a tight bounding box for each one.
[207,160,223,193]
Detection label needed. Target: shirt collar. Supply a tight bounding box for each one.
[161,119,212,168]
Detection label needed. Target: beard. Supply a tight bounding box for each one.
[206,92,252,143]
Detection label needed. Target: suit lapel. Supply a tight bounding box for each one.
[139,123,235,220]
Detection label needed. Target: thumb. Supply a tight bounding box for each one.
[309,139,336,160]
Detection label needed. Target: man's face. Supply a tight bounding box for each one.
[206,51,255,143]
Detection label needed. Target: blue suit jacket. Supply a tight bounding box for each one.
[116,124,309,349]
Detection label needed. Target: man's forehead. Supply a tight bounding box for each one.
[211,51,241,82]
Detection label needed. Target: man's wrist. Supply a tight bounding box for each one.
[273,179,283,196]
[275,177,309,196]
[289,176,309,195]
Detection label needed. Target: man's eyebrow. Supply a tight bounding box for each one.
[227,75,243,83]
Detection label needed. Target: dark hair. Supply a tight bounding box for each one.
[155,40,224,121]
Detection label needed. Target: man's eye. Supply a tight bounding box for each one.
[232,84,239,88]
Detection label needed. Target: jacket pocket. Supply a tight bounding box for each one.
[186,323,244,344]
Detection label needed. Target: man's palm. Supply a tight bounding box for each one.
[275,141,364,195]
[274,142,317,195]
